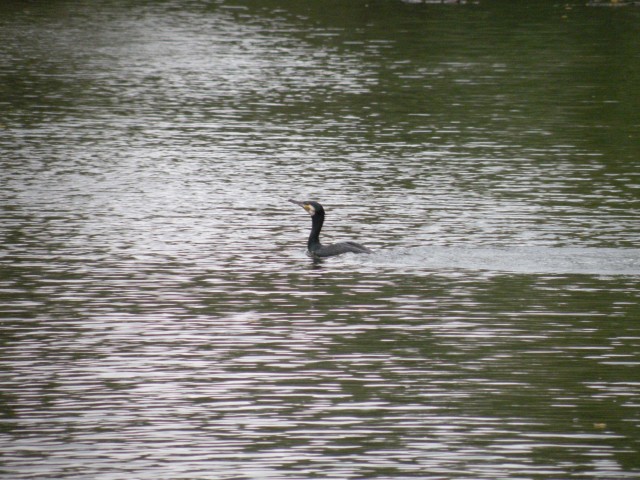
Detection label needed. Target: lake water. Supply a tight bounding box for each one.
[1,1,639,478]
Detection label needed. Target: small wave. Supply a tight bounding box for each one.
[364,246,640,275]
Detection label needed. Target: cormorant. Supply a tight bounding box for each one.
[289,199,372,258]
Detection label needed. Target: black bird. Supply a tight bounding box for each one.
[289,199,372,258]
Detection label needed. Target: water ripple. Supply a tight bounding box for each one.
[2,0,640,478]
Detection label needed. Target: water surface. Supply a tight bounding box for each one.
[1,1,639,478]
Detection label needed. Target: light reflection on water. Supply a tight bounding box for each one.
[2,0,640,478]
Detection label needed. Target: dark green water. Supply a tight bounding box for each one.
[1,1,639,478]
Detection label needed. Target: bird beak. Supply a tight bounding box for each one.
[289,199,314,215]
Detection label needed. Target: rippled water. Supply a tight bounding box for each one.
[2,1,640,478]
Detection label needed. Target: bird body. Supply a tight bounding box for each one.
[289,199,372,258]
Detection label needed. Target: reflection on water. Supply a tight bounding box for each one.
[1,0,640,478]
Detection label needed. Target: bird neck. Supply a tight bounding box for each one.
[307,212,324,251]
